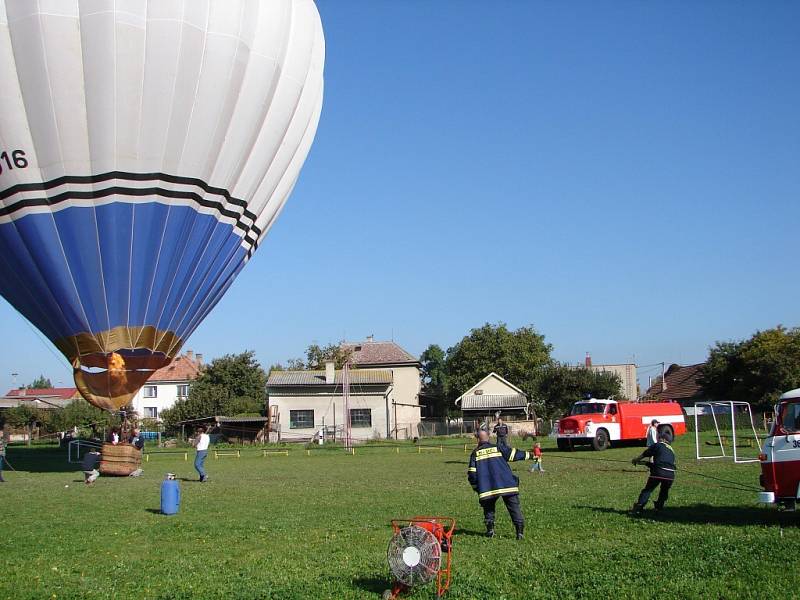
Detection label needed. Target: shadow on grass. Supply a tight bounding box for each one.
[4,446,75,473]
[454,528,490,538]
[352,575,389,595]
[443,460,466,465]
[145,508,161,515]
[578,504,798,527]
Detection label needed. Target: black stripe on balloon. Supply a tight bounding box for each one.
[0,185,259,251]
[0,171,262,239]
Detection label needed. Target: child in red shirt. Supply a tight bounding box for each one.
[529,442,544,473]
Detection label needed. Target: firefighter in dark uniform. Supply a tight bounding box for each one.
[630,431,676,514]
[468,428,532,539]
[493,418,509,450]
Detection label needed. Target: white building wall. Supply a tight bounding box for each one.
[588,364,638,401]
[270,393,390,441]
[131,381,189,420]
[385,365,422,439]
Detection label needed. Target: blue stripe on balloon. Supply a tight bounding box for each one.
[0,202,247,349]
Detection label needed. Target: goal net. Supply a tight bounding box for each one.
[693,401,762,464]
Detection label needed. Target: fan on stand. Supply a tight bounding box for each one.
[383,517,456,599]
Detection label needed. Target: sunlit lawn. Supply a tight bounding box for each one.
[1,435,796,599]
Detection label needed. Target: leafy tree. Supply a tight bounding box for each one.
[536,363,624,418]
[48,400,117,434]
[420,344,449,417]
[195,351,267,402]
[700,326,800,410]
[445,323,553,405]
[4,403,44,429]
[304,343,352,369]
[275,343,353,370]
[26,375,52,389]
[161,351,268,428]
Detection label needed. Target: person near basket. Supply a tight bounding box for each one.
[193,425,210,482]
[129,428,145,450]
[467,428,533,539]
[81,449,101,485]
[630,430,676,514]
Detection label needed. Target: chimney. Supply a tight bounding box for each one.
[585,353,592,368]
[196,353,203,364]
[366,334,374,342]
[186,350,193,359]
[325,361,335,384]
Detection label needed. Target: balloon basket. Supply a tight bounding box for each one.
[99,443,142,476]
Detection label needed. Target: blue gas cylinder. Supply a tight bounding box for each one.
[160,473,180,515]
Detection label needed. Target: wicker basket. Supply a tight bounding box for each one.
[99,443,142,476]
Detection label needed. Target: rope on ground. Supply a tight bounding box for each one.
[543,452,761,493]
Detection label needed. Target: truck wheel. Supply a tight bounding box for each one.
[557,438,571,451]
[657,424,674,443]
[592,429,610,451]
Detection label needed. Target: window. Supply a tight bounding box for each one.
[177,384,189,398]
[350,409,372,428]
[779,402,800,434]
[290,410,314,429]
[143,386,157,398]
[144,407,158,419]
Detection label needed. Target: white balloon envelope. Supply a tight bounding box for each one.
[0,0,324,410]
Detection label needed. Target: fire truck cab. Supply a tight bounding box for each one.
[759,388,800,508]
[556,398,686,451]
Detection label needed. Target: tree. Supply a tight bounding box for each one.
[536,363,624,418]
[700,326,800,410]
[420,344,449,417]
[161,351,268,428]
[445,323,553,405]
[26,375,52,389]
[196,351,267,402]
[303,343,352,369]
[274,343,353,370]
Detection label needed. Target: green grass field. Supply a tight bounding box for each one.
[1,436,796,599]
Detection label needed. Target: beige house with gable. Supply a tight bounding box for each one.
[454,372,529,419]
[266,338,422,441]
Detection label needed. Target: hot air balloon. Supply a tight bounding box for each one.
[0,0,324,411]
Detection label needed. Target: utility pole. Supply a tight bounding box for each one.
[661,362,667,392]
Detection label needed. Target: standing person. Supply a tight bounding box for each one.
[493,418,509,450]
[193,426,210,482]
[467,428,532,539]
[645,419,660,447]
[630,431,676,514]
[528,442,544,474]
[0,429,7,482]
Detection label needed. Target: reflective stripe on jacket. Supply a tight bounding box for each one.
[467,441,530,499]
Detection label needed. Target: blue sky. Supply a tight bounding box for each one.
[1,0,798,392]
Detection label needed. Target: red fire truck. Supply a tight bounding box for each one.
[556,398,686,450]
[759,388,800,508]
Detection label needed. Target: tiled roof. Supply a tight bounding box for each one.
[459,394,528,410]
[645,363,706,401]
[342,340,418,366]
[267,369,393,387]
[149,353,203,382]
[3,387,79,400]
[0,396,75,409]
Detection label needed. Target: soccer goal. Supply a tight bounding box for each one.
[693,401,762,463]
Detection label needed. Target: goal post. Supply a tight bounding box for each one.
[694,401,762,463]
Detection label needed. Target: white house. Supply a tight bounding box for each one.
[266,338,422,441]
[454,372,529,419]
[131,350,203,420]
